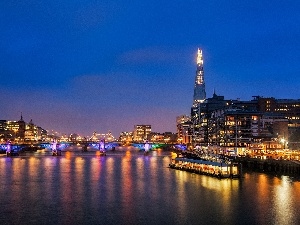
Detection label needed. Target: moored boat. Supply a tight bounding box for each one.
[169,157,241,178]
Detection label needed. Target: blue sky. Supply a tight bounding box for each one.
[1,0,300,137]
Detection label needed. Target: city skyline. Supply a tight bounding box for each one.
[1,1,300,137]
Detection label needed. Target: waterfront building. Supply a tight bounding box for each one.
[254,96,300,131]
[0,115,27,142]
[208,108,288,153]
[235,96,300,148]
[133,125,151,142]
[176,115,192,144]
[24,119,38,141]
[0,120,18,141]
[193,94,295,151]
[0,115,47,143]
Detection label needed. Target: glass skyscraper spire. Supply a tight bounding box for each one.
[193,48,206,107]
[191,48,206,145]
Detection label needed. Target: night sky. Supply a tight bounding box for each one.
[1,1,300,137]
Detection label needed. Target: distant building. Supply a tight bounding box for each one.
[0,120,17,140]
[17,114,26,140]
[37,126,47,141]
[133,125,151,142]
[0,114,27,142]
[119,132,133,143]
[25,119,38,141]
[147,132,164,142]
[162,132,177,143]
[147,132,177,143]
[0,115,47,143]
[69,133,79,142]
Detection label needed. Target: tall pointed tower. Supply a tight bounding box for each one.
[193,48,206,107]
[191,48,207,145]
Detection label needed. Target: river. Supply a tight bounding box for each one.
[1,148,300,225]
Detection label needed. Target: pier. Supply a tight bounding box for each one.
[235,157,300,176]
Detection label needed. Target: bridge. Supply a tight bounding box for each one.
[0,141,187,154]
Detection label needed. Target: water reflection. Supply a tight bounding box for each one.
[1,153,300,225]
[273,176,296,225]
[121,151,135,223]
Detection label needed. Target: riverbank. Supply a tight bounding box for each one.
[174,150,300,177]
[234,156,300,177]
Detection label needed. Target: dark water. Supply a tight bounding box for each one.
[1,149,300,225]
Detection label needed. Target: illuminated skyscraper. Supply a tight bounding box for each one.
[191,48,206,145]
[193,48,206,107]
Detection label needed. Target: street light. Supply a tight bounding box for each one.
[280,138,287,149]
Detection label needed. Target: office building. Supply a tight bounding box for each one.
[176,115,192,144]
[133,125,151,142]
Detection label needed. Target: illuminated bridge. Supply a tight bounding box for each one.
[0,141,187,153]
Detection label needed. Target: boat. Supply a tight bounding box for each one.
[169,157,241,178]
